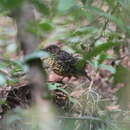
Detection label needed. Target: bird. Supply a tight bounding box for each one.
[42,45,91,81]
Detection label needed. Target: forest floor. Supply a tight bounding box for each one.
[0,16,130,130]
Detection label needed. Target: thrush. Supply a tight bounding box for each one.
[42,45,91,81]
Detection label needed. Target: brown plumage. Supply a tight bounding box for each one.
[42,45,91,81]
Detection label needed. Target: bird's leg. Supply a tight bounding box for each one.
[85,72,91,81]
[68,76,72,81]
[62,76,71,82]
[61,76,65,81]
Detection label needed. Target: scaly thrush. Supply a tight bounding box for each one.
[42,45,91,81]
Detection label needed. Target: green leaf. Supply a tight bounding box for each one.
[47,83,61,90]
[0,74,6,86]
[115,65,130,109]
[114,65,129,84]
[99,64,116,73]
[105,0,117,8]
[75,58,86,72]
[89,60,99,69]
[8,79,19,86]
[58,0,76,12]
[68,96,78,104]
[0,62,8,68]
[73,26,98,36]
[86,42,121,60]
[26,21,39,36]
[24,51,49,63]
[48,83,69,95]
[57,88,69,95]
[0,0,24,9]
[81,0,87,5]
[32,0,50,16]
[0,100,7,105]
[39,20,54,32]
[98,53,112,64]
[118,0,130,9]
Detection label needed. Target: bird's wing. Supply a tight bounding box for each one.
[56,51,77,64]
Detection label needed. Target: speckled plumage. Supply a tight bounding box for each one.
[43,45,91,80]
